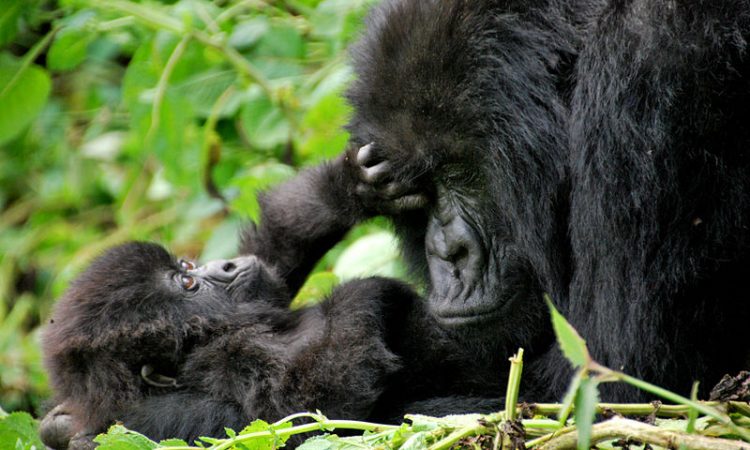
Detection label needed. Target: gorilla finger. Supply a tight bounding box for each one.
[361,161,392,184]
[392,193,430,210]
[356,142,377,167]
[382,181,411,198]
[355,183,376,198]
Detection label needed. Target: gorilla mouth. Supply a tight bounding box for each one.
[431,300,505,327]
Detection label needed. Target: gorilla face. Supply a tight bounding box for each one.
[425,182,539,331]
[44,242,289,382]
[345,0,568,344]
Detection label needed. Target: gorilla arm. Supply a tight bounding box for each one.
[239,151,430,296]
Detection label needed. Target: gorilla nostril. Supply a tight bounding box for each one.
[450,246,469,270]
[222,262,236,273]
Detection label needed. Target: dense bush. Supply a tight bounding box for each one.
[0,0,407,415]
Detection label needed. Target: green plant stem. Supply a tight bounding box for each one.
[427,424,488,450]
[526,425,576,448]
[537,417,749,450]
[505,348,524,421]
[164,419,398,450]
[147,34,190,142]
[0,27,58,99]
[216,0,265,24]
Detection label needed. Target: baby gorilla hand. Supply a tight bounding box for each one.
[347,142,431,214]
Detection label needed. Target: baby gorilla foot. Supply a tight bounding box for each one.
[347,142,430,214]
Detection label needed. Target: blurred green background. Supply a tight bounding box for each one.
[0,0,406,417]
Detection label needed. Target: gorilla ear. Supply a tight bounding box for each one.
[140,364,180,388]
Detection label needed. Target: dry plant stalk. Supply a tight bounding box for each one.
[538,418,749,450]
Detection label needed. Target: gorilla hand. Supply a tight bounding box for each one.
[347,142,431,214]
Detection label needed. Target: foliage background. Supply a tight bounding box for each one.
[0,0,405,417]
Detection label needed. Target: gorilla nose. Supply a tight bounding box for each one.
[196,255,258,283]
[426,216,475,270]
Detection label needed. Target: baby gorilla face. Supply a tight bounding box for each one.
[181,253,289,308]
[44,242,290,373]
[41,242,292,445]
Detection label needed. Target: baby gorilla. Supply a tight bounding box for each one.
[42,241,419,448]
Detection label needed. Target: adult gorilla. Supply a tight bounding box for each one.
[342,0,750,401]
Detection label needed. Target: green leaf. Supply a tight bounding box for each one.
[292,271,339,308]
[229,162,296,220]
[333,232,406,281]
[0,412,44,450]
[0,0,22,46]
[558,369,584,424]
[200,218,242,262]
[158,438,190,447]
[0,53,51,145]
[298,91,351,163]
[239,419,271,436]
[574,377,599,450]
[254,23,304,59]
[47,28,95,71]
[233,419,289,450]
[229,18,270,51]
[545,295,589,368]
[47,12,97,71]
[297,435,334,450]
[94,425,157,450]
[239,86,290,150]
[173,70,239,118]
[399,430,433,450]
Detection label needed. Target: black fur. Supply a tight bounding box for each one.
[42,242,424,446]
[556,0,750,400]
[245,0,750,403]
[348,0,750,401]
[242,0,578,402]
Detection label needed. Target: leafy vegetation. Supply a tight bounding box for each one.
[0,0,405,416]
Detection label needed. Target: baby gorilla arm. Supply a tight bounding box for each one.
[239,148,431,296]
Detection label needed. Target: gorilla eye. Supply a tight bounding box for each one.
[179,259,195,270]
[179,275,198,291]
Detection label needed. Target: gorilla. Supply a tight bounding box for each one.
[247,0,750,402]
[42,240,502,449]
[41,241,420,447]
[347,0,750,401]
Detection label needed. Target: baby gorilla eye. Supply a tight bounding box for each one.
[179,259,196,270]
[178,274,198,291]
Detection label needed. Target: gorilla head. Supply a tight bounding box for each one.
[43,242,288,433]
[344,0,575,351]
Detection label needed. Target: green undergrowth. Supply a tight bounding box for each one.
[3,304,750,450]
